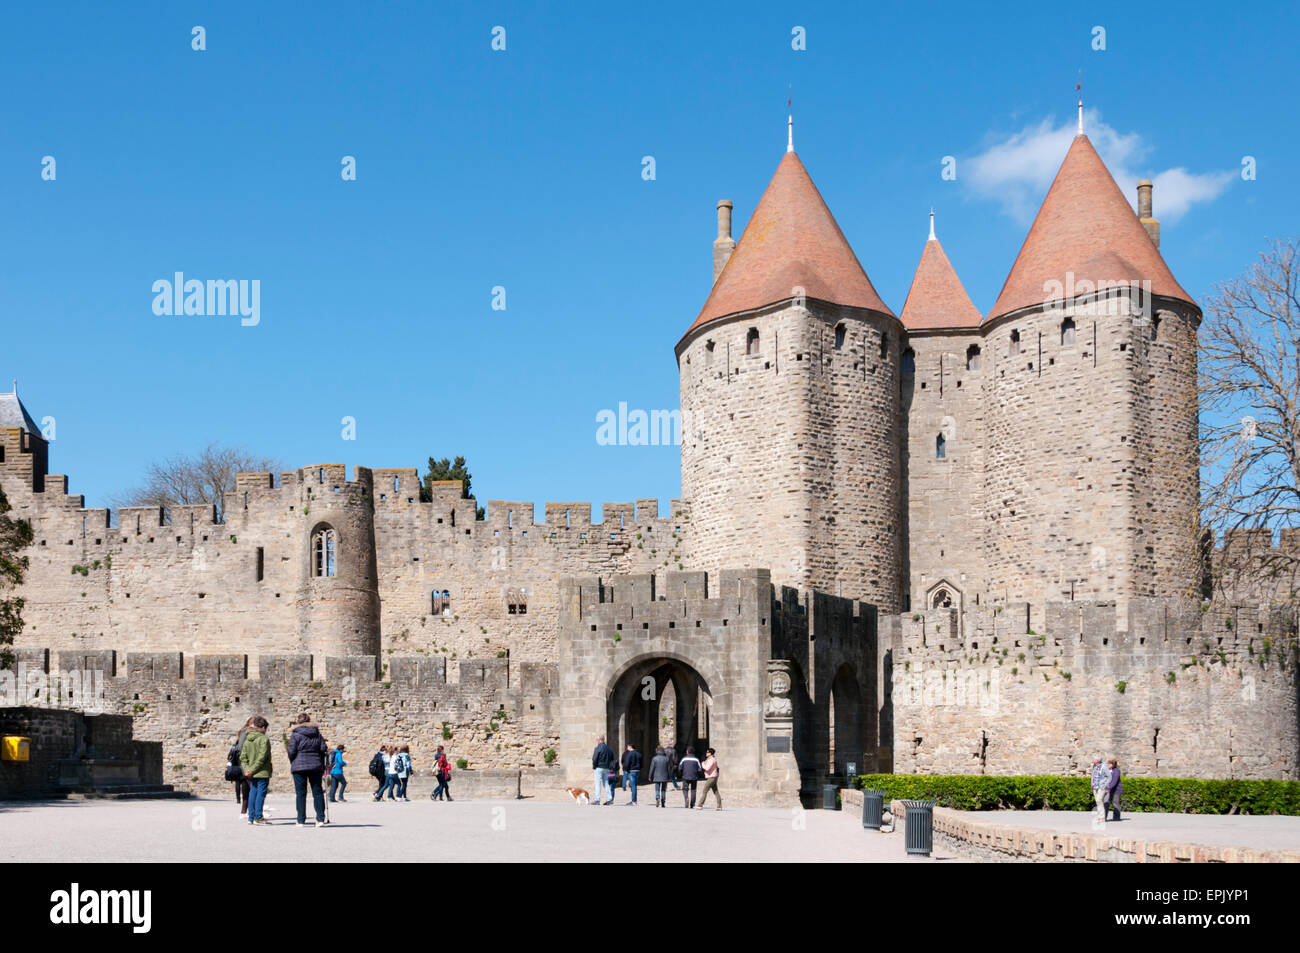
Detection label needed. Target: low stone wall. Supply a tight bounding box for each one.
[851,793,1300,863]
[0,707,162,798]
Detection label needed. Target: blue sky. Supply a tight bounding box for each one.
[2,1,1295,518]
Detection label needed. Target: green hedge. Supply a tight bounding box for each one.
[854,774,1300,815]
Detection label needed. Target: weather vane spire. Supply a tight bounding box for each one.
[929,207,936,241]
[787,85,794,153]
[1076,71,1084,135]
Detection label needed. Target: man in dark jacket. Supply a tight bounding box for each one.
[677,746,702,808]
[646,747,672,808]
[591,735,617,806]
[621,744,643,806]
[287,713,329,827]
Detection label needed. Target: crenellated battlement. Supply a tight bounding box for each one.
[890,596,1300,780]
[9,646,559,699]
[894,597,1300,673]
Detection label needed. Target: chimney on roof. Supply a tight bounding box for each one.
[1137,179,1160,249]
[713,200,735,284]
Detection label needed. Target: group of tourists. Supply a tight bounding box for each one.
[225,717,456,827]
[591,735,722,809]
[367,744,454,802]
[226,713,335,827]
[1089,755,1124,822]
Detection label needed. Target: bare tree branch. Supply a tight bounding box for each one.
[1200,237,1300,601]
[110,443,282,522]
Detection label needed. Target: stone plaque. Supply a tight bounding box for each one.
[766,735,791,753]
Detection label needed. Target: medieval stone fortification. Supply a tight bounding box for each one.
[2,122,1297,800]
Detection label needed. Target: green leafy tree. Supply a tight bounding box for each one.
[420,455,485,519]
[0,486,34,670]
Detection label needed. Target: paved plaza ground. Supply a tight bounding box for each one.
[6,795,1295,862]
[0,794,962,863]
[981,810,1300,853]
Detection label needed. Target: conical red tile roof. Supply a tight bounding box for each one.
[900,237,982,330]
[684,152,893,339]
[987,135,1194,321]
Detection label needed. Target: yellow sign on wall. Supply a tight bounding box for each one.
[1,737,31,762]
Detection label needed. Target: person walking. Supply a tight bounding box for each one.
[239,716,273,826]
[677,746,702,809]
[1089,755,1110,826]
[666,744,680,793]
[698,748,722,810]
[373,745,396,801]
[591,735,617,806]
[430,746,454,801]
[369,745,388,799]
[395,745,413,801]
[287,713,329,828]
[621,743,642,806]
[1106,758,1123,822]
[647,746,672,808]
[326,744,347,802]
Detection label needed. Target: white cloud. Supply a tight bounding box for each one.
[963,110,1233,224]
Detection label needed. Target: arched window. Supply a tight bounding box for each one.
[1009,329,1021,355]
[936,433,946,459]
[931,588,952,609]
[834,323,846,351]
[507,587,529,615]
[312,527,336,577]
[966,344,981,371]
[1061,318,1076,347]
[433,589,451,616]
[746,328,760,356]
[902,348,915,377]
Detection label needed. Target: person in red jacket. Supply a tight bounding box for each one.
[430,745,454,801]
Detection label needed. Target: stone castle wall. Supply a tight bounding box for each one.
[889,597,1300,779]
[7,646,559,796]
[1,439,689,672]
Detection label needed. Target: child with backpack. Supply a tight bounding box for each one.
[328,744,347,802]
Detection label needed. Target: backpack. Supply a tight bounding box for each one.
[224,744,243,782]
[368,751,386,779]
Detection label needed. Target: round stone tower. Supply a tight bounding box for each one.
[980,132,1201,621]
[294,464,381,672]
[677,148,903,611]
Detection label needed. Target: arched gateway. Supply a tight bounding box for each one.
[607,655,712,762]
[558,570,878,806]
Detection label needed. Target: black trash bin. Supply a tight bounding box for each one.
[822,784,839,810]
[862,789,887,830]
[902,799,935,856]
